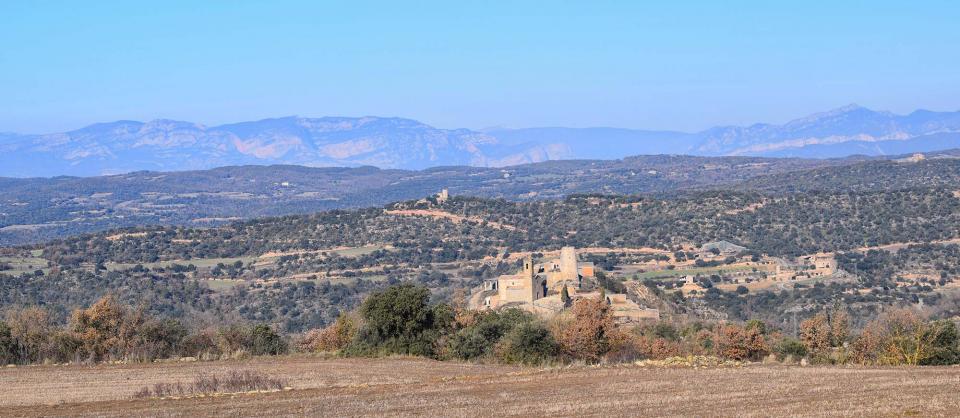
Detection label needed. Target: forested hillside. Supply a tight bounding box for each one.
[0,154,837,245]
[4,151,959,246]
[5,186,960,332]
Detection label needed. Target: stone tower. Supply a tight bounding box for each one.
[560,246,578,281]
[522,255,534,280]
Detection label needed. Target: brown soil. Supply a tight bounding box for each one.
[2,357,959,417]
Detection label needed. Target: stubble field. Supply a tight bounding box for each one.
[1,356,959,417]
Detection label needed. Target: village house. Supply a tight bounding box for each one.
[799,253,837,277]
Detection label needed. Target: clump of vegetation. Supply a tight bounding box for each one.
[343,284,452,357]
[557,297,627,363]
[3,284,960,369]
[799,306,849,364]
[297,313,360,353]
[445,308,536,361]
[774,337,807,361]
[133,370,286,398]
[495,322,559,365]
[848,309,959,366]
[0,295,288,366]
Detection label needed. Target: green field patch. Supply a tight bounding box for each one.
[331,245,385,257]
[0,256,50,275]
[205,278,245,291]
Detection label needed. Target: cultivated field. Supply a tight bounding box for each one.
[2,357,959,417]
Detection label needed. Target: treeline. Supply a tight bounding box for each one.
[4,286,958,367]
[297,285,960,366]
[0,295,286,366]
[0,265,372,333]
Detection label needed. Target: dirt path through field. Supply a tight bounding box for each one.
[2,357,960,417]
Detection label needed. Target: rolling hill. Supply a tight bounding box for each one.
[3,151,960,246]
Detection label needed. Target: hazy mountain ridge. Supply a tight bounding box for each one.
[2,106,960,177]
[697,105,960,155]
[0,116,535,177]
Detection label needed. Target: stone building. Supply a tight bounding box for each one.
[800,253,837,277]
[496,255,546,305]
[485,247,595,309]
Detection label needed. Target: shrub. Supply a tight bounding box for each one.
[180,330,220,359]
[0,321,16,365]
[128,319,189,361]
[876,309,937,366]
[70,295,131,361]
[346,284,451,357]
[298,313,359,353]
[634,336,682,360]
[45,331,84,363]
[447,309,533,361]
[216,324,288,357]
[496,322,559,365]
[849,320,886,365]
[5,307,56,364]
[250,324,287,356]
[558,298,622,363]
[800,307,849,360]
[849,309,948,366]
[745,319,767,335]
[216,324,252,354]
[713,323,769,361]
[774,337,807,361]
[647,322,680,341]
[922,320,960,366]
[800,312,833,362]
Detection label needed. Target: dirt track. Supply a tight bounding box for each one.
[2,357,959,417]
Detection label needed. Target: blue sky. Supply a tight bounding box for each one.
[1,1,958,133]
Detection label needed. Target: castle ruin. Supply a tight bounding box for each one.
[485,246,595,308]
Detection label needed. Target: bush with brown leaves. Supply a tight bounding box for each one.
[298,313,360,353]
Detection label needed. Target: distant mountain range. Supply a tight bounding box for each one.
[2,105,959,177]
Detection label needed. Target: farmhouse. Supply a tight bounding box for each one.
[799,253,837,277]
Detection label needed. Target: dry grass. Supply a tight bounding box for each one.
[132,370,286,398]
[1,357,959,417]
